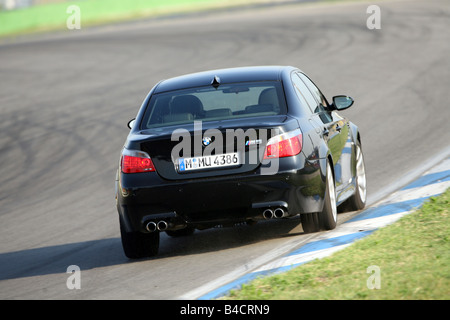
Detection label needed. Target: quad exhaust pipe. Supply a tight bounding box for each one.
[146,207,288,232]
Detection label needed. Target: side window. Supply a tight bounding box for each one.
[298,73,329,111]
[291,73,317,114]
[298,73,332,123]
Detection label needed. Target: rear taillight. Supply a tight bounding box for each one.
[264,129,302,159]
[121,149,156,173]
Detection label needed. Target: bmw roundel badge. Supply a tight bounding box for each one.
[202,137,212,146]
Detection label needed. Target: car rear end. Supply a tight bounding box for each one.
[116,71,324,237]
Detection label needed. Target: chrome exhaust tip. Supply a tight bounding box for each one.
[263,208,274,220]
[157,220,169,231]
[145,221,157,233]
[274,207,287,219]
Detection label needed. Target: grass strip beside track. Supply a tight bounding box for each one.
[0,0,245,37]
[0,0,281,37]
[0,0,369,38]
[222,188,450,300]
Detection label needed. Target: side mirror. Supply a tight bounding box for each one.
[127,118,136,129]
[332,95,354,110]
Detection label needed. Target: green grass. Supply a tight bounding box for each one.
[0,0,371,38]
[223,188,450,300]
[0,0,262,37]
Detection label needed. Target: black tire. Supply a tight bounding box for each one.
[347,143,367,211]
[318,162,338,230]
[301,162,337,233]
[120,219,159,259]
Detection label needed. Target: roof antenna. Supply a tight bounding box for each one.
[211,75,221,89]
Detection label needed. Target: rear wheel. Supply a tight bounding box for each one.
[120,219,159,259]
[301,161,337,233]
[319,162,337,230]
[347,143,367,211]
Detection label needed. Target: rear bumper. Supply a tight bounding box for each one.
[116,153,325,233]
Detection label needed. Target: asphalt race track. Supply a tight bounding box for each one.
[0,0,449,299]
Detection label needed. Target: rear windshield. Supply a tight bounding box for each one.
[140,81,287,129]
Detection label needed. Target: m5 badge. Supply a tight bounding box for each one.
[245,139,262,146]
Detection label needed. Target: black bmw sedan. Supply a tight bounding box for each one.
[115,66,367,258]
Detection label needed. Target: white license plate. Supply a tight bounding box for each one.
[177,153,240,172]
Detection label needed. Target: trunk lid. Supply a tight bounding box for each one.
[126,115,299,180]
